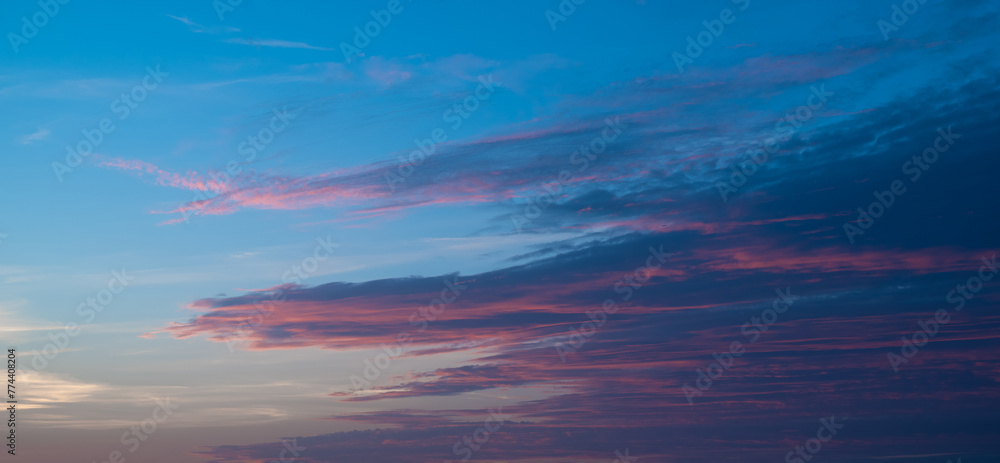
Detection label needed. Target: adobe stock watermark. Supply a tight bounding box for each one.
[672,0,751,72]
[717,85,833,202]
[51,65,169,183]
[214,0,245,21]
[877,0,928,40]
[7,0,70,54]
[384,75,500,192]
[224,236,339,353]
[511,116,627,232]
[888,253,996,372]
[545,0,586,31]
[29,269,134,372]
[612,449,639,463]
[348,275,469,393]
[783,417,844,463]
[842,127,960,244]
[92,398,180,463]
[443,407,510,463]
[340,0,411,63]
[682,287,798,404]
[271,438,306,463]
[556,245,672,363]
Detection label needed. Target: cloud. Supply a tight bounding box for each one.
[166,14,240,34]
[173,53,1000,461]
[19,370,108,407]
[151,6,1000,461]
[17,128,49,145]
[93,154,225,192]
[223,38,335,51]
[92,43,950,229]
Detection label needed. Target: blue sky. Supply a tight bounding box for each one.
[2,0,999,462]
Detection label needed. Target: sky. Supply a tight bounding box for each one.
[1,0,999,461]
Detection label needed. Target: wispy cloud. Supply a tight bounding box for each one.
[223,38,334,51]
[17,128,49,145]
[166,14,240,34]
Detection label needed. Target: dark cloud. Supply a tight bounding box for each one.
[175,11,1000,463]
